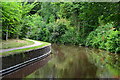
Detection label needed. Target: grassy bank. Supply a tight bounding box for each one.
[0,39,51,56]
[1,39,34,49]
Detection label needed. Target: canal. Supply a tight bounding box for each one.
[3,44,120,78]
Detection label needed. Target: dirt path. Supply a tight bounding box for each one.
[0,40,43,53]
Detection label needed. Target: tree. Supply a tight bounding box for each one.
[1,2,36,40]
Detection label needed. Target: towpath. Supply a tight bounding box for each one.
[0,39,43,53]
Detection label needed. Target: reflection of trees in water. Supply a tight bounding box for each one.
[86,48,120,78]
[25,44,120,78]
[52,44,65,62]
[27,44,96,78]
[51,44,98,78]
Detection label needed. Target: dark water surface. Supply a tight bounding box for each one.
[24,44,120,78]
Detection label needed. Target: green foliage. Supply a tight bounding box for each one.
[1,2,119,53]
[59,27,86,45]
[86,23,120,52]
[51,19,69,43]
[38,2,58,23]
[1,2,36,40]
[105,30,120,53]
[2,2,22,39]
[60,27,77,44]
[38,25,51,42]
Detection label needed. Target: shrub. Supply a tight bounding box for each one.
[86,23,120,53]
[51,19,69,43]
[105,30,120,52]
[60,27,76,44]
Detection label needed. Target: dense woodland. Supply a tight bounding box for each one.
[1,2,120,53]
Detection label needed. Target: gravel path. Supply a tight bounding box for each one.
[0,40,43,53]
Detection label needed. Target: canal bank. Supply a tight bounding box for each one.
[0,39,51,77]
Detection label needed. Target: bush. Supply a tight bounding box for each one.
[60,27,76,44]
[60,27,86,45]
[38,26,50,42]
[105,30,120,52]
[50,19,69,43]
[86,23,120,53]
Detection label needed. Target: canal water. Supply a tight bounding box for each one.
[4,44,120,78]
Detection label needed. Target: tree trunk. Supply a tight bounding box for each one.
[17,35,19,39]
[6,26,8,40]
[77,20,80,32]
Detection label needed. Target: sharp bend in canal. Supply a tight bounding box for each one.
[1,44,120,78]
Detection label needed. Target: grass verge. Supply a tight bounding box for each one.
[0,40,51,56]
[1,39,34,49]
